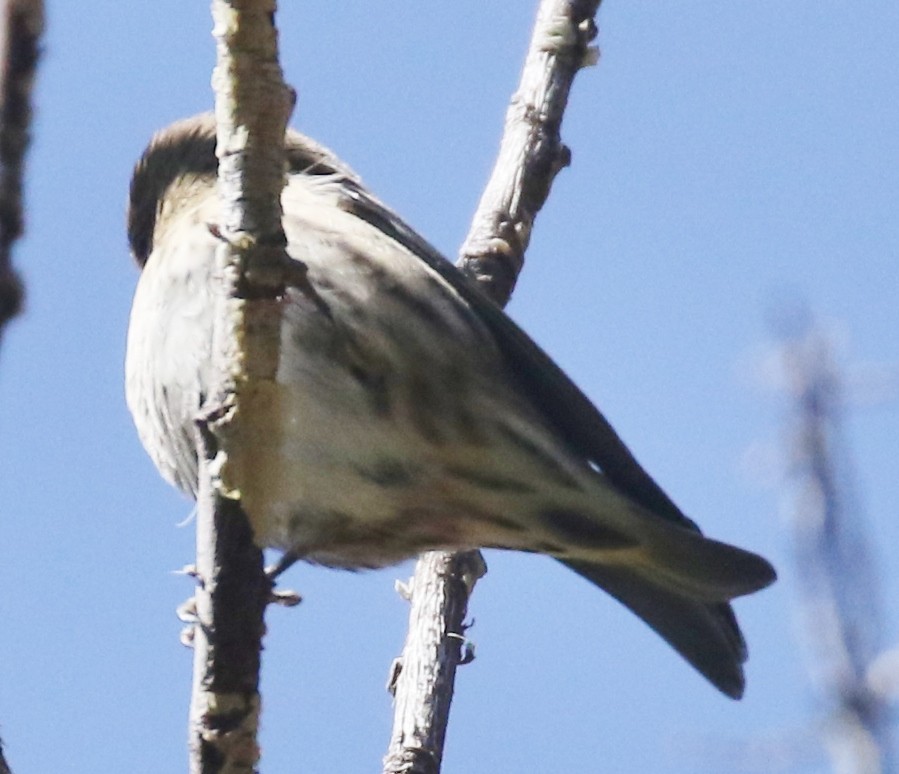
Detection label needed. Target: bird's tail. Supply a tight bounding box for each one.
[561,558,751,697]
[551,508,776,698]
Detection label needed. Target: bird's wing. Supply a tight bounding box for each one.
[335,180,698,532]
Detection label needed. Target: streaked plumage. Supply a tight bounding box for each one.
[126,114,776,699]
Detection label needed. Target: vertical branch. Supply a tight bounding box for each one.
[776,311,896,773]
[383,551,486,774]
[189,466,270,774]
[383,2,602,772]
[0,0,43,346]
[189,0,293,771]
[0,1,42,768]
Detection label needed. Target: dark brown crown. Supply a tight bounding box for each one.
[127,113,354,267]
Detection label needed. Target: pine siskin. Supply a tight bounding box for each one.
[125,114,776,699]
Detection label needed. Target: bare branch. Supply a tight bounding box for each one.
[0,0,43,345]
[383,551,486,774]
[190,459,270,774]
[458,0,601,307]
[189,1,293,771]
[384,2,603,771]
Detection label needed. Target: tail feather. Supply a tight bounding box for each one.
[630,516,777,603]
[536,495,776,603]
[561,558,754,699]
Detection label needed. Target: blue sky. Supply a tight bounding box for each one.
[1,2,897,772]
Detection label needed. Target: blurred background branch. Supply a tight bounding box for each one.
[0,0,43,769]
[773,304,897,773]
[0,0,42,347]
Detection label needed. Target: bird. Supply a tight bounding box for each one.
[125,113,776,699]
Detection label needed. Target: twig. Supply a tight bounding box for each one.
[189,1,294,772]
[383,2,602,772]
[0,0,43,346]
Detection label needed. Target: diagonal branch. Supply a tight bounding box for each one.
[383,2,602,772]
[189,1,294,772]
[458,0,601,307]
